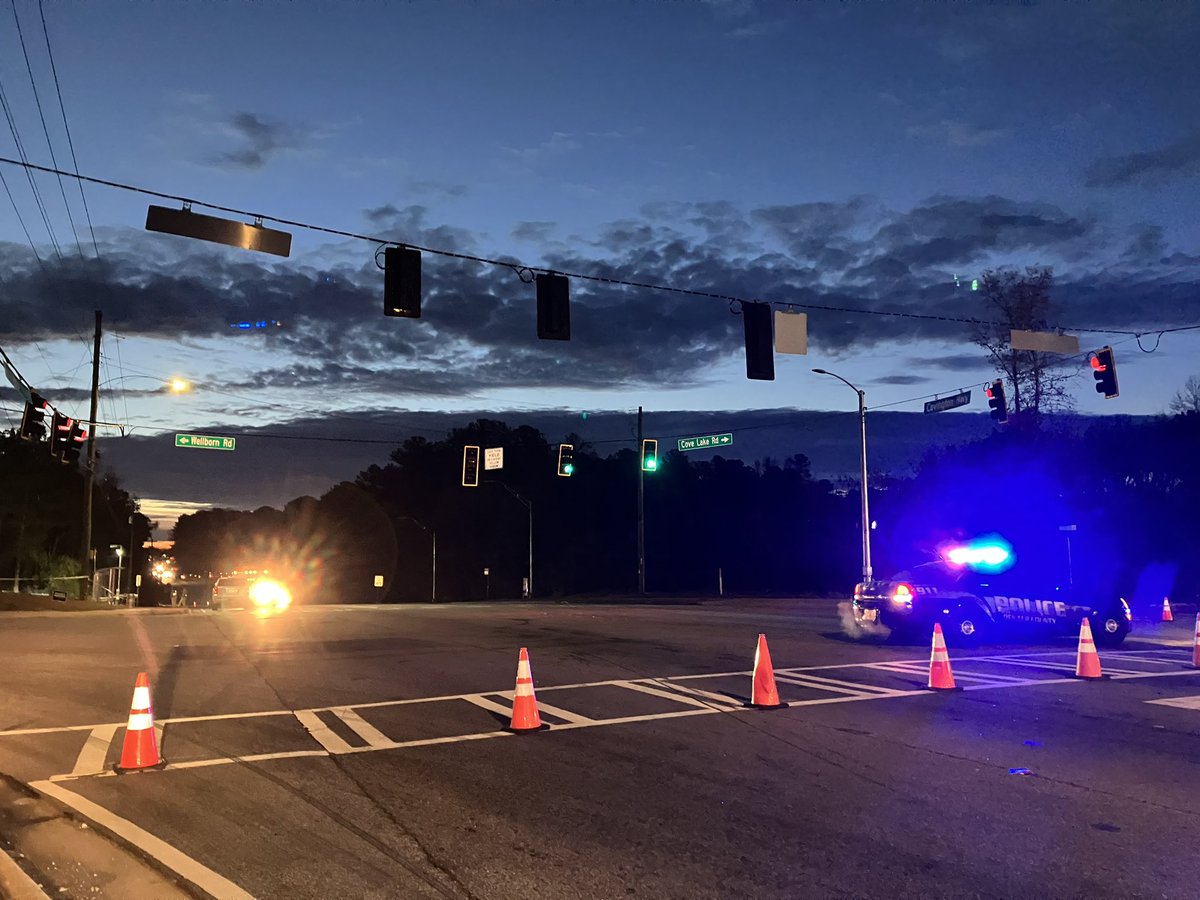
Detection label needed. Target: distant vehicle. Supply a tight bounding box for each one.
[211,572,293,611]
[851,540,1132,647]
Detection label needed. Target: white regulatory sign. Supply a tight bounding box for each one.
[484,447,504,470]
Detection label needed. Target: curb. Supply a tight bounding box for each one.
[0,847,51,900]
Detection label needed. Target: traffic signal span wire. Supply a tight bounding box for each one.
[0,154,1175,340]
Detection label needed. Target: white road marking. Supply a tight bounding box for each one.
[1146,695,1200,710]
[30,779,256,900]
[651,682,744,707]
[773,674,876,697]
[332,707,394,749]
[70,724,118,777]
[779,671,908,696]
[462,694,515,719]
[293,710,354,755]
[867,662,1029,687]
[614,680,717,708]
[492,691,595,725]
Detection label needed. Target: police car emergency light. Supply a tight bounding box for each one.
[942,536,1014,573]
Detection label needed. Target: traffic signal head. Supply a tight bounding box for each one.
[1091,346,1118,399]
[19,392,48,440]
[384,246,422,318]
[985,379,1008,424]
[557,443,575,477]
[62,420,87,465]
[461,445,480,487]
[49,412,71,459]
[742,301,775,381]
[641,439,658,472]
[536,273,571,341]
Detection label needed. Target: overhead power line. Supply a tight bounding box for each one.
[0,155,1170,340]
[0,81,62,261]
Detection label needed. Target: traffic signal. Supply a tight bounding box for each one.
[62,420,87,465]
[743,301,775,381]
[1091,346,1118,399]
[985,379,1008,424]
[641,439,658,472]
[536,273,570,341]
[461,445,480,487]
[557,443,574,477]
[49,412,71,459]
[19,392,48,440]
[384,246,421,318]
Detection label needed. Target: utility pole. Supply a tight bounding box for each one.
[637,405,645,594]
[82,310,101,580]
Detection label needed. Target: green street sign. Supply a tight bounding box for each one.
[175,433,237,451]
[677,432,734,452]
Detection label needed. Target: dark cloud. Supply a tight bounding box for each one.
[1,193,1195,401]
[512,222,557,242]
[1084,134,1200,188]
[872,374,930,386]
[920,354,994,373]
[209,112,311,171]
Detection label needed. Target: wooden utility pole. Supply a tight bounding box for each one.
[637,406,645,595]
[81,310,101,577]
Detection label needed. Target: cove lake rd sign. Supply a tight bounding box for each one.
[175,433,237,451]
[677,433,734,452]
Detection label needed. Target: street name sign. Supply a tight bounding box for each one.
[677,432,734,452]
[923,392,971,415]
[175,433,237,451]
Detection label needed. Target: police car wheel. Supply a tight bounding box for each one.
[949,611,986,645]
[1094,616,1128,648]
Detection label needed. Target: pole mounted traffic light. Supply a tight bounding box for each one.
[62,420,87,466]
[19,392,48,440]
[1091,346,1118,399]
[536,273,571,341]
[641,439,658,472]
[742,301,775,381]
[384,245,422,318]
[986,379,1008,424]
[557,443,575,477]
[461,445,481,487]
[49,412,71,460]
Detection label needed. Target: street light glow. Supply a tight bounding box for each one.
[169,378,192,393]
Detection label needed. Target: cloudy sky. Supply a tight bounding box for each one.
[1,1,1198,523]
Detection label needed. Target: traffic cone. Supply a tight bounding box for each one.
[749,633,786,709]
[1192,613,1200,669]
[1162,597,1174,622]
[116,672,163,772]
[1074,617,1104,680]
[927,623,957,691]
[509,648,543,732]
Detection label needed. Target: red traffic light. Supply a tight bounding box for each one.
[1090,356,1107,373]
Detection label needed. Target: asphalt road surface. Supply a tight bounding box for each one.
[2,598,1199,899]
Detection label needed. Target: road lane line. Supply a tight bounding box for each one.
[614,680,716,708]
[492,691,595,724]
[30,779,256,900]
[332,708,394,749]
[868,662,1028,687]
[462,694,514,719]
[772,675,876,697]
[654,683,744,707]
[1147,695,1200,710]
[783,671,908,696]
[294,710,354,754]
[69,724,118,777]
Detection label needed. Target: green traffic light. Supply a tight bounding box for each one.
[563,463,574,475]
[644,458,657,471]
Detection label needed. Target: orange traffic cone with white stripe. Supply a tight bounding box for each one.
[749,633,786,709]
[509,647,543,732]
[1162,597,1174,622]
[1074,617,1104,680]
[1192,613,1200,669]
[927,623,957,691]
[116,672,163,772]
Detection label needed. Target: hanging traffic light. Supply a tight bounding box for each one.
[1091,346,1118,399]
[641,439,658,472]
[384,246,422,318]
[19,392,48,440]
[985,380,1008,424]
[742,301,775,381]
[62,420,87,466]
[557,443,575,477]
[49,412,71,460]
[461,445,481,487]
[536,273,571,341]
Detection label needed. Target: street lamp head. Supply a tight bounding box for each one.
[812,368,828,375]
[168,378,192,394]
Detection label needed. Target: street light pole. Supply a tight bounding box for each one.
[813,369,873,582]
[397,516,437,602]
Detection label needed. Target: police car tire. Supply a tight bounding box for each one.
[1094,616,1128,648]
[948,609,988,645]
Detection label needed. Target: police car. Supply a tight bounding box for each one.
[850,540,1132,647]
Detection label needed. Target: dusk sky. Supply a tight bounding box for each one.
[1,1,1198,527]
